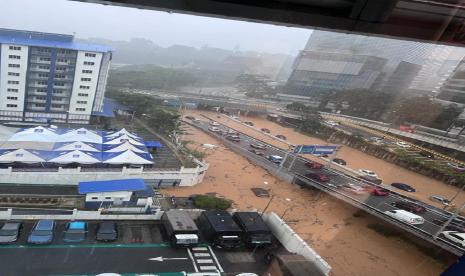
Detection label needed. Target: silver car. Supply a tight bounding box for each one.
[0,222,22,244]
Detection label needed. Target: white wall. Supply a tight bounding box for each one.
[69,51,103,116]
[0,44,28,113]
[85,191,132,202]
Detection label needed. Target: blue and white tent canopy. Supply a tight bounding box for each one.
[56,128,102,143]
[53,141,101,152]
[103,141,147,153]
[0,148,46,163]
[102,150,153,165]
[103,134,145,146]
[105,128,140,140]
[8,126,58,142]
[47,150,101,164]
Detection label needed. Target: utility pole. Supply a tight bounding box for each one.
[434,202,465,239]
[261,194,275,217]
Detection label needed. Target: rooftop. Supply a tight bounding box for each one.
[204,210,242,232]
[78,178,146,194]
[164,210,198,232]
[0,28,112,52]
[233,212,271,233]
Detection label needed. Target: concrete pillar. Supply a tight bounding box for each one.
[7,208,12,220]
[72,208,78,220]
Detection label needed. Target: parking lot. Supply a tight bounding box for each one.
[0,220,269,276]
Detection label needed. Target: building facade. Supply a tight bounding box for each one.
[0,29,112,124]
[381,61,422,93]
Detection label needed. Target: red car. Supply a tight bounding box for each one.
[372,187,389,196]
[305,173,330,182]
[305,161,324,170]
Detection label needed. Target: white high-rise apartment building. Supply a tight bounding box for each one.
[0,29,112,124]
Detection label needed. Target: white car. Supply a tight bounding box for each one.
[210,121,220,126]
[342,183,367,195]
[396,141,411,148]
[324,120,339,127]
[208,127,221,132]
[358,169,378,178]
[440,231,465,248]
[384,209,424,225]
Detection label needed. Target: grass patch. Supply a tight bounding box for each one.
[193,195,232,210]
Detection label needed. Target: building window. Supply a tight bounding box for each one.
[37,88,47,92]
[75,108,86,111]
[38,73,49,78]
[8,64,20,68]
[7,88,18,92]
[6,104,17,108]
[55,74,65,79]
[15,153,24,157]
[78,93,89,97]
[7,96,18,100]
[105,197,112,200]
[8,72,20,76]
[37,81,47,85]
[53,89,63,94]
[39,57,51,62]
[82,69,93,74]
[57,58,68,63]
[85,53,96,57]
[54,82,65,87]
[77,100,87,104]
[9,55,20,59]
[8,80,19,85]
[51,104,62,108]
[38,65,50,70]
[91,197,98,200]
[55,66,67,71]
[34,103,46,107]
[77,130,87,134]
[35,96,46,100]
[81,78,91,82]
[38,48,51,53]
[59,49,72,54]
[9,46,21,51]
[79,85,90,89]
[83,61,95,66]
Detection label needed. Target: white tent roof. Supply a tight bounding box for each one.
[104,134,144,146]
[56,128,102,143]
[54,141,100,152]
[48,150,100,164]
[0,149,45,163]
[8,126,58,142]
[104,150,153,165]
[106,128,140,139]
[104,141,147,153]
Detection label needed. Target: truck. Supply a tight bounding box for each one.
[197,210,243,249]
[232,212,273,247]
[162,210,199,247]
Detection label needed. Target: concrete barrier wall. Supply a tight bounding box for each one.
[262,212,331,275]
[0,208,164,220]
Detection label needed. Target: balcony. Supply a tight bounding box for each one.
[26,98,47,104]
[49,107,67,112]
[26,106,46,111]
[27,91,47,97]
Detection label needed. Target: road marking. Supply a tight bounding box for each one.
[187,248,199,272]
[194,252,211,257]
[149,257,189,261]
[199,266,218,271]
[208,245,224,273]
[192,247,208,251]
[197,259,214,264]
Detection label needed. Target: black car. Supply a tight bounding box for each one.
[391,182,416,192]
[391,201,426,213]
[332,158,347,165]
[419,151,434,159]
[185,116,195,120]
[96,221,118,242]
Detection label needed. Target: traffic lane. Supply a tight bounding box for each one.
[0,246,194,276]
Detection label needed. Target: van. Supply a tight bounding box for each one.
[384,209,424,225]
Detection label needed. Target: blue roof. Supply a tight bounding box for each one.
[0,29,112,52]
[145,141,163,148]
[78,178,146,194]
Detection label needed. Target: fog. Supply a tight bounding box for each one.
[0,0,311,54]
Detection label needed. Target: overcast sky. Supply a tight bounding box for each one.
[0,0,312,54]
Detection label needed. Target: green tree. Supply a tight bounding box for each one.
[235,74,273,98]
[286,102,307,112]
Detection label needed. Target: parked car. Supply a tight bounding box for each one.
[28,219,55,244]
[0,222,22,244]
[391,201,426,214]
[208,126,221,132]
[210,121,220,126]
[192,119,201,124]
[266,155,283,164]
[185,116,195,120]
[396,141,411,148]
[305,161,324,170]
[63,221,88,243]
[250,143,267,150]
[384,210,424,225]
[261,128,270,133]
[276,135,286,140]
[249,149,265,156]
[447,162,465,172]
[324,120,339,127]
[358,175,382,185]
[391,182,416,192]
[369,137,384,144]
[358,169,378,178]
[305,173,330,182]
[226,135,241,142]
[372,187,390,196]
[419,151,434,159]
[96,221,118,242]
[342,183,367,195]
[244,121,254,126]
[332,158,346,165]
[430,195,451,206]
[251,187,270,198]
[440,231,465,248]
